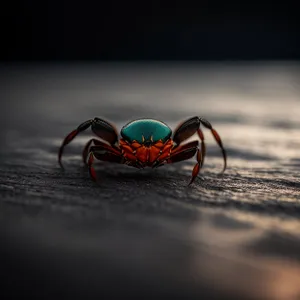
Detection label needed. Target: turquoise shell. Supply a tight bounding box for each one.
[121,119,172,143]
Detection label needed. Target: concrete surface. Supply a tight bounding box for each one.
[1,62,300,299]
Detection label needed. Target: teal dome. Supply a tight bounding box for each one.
[121,119,172,144]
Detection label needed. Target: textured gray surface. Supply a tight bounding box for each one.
[1,62,300,299]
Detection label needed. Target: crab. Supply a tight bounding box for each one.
[58,116,227,185]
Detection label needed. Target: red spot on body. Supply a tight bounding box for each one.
[149,146,160,163]
[154,140,164,149]
[122,144,134,153]
[158,151,170,161]
[119,138,174,167]
[131,142,141,149]
[156,139,173,161]
[136,146,148,162]
[124,152,136,161]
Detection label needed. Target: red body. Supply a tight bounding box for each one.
[120,138,173,167]
[58,116,227,185]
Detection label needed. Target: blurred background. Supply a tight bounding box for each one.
[1,1,300,299]
[4,1,300,61]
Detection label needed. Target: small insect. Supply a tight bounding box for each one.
[58,116,227,185]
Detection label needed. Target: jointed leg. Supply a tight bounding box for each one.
[189,148,202,185]
[164,141,202,185]
[87,145,123,182]
[82,139,98,165]
[196,128,206,168]
[173,116,227,173]
[170,140,199,156]
[58,117,119,168]
[82,138,121,165]
[87,152,97,181]
[198,118,226,173]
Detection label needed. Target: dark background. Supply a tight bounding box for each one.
[4,0,300,61]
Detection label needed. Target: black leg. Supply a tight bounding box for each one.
[167,146,198,164]
[58,117,119,168]
[188,148,202,185]
[196,128,206,168]
[91,118,118,145]
[58,119,92,168]
[164,141,201,185]
[87,152,97,181]
[82,139,98,165]
[82,138,119,165]
[87,145,124,182]
[173,117,200,145]
[166,141,199,164]
[198,118,227,173]
[173,116,227,173]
